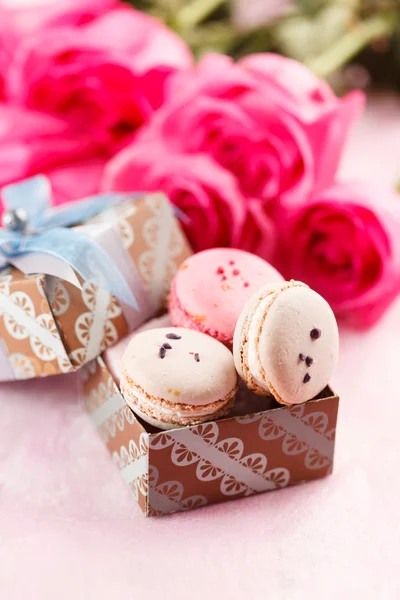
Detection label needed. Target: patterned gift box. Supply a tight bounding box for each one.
[0,193,191,381]
[81,354,339,517]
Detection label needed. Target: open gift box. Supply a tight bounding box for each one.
[81,328,340,517]
[0,190,191,381]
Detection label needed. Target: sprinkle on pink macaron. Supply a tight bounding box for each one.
[168,248,283,346]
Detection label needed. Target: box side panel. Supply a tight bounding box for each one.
[82,358,149,515]
[44,276,129,368]
[121,193,191,312]
[0,268,73,380]
[147,394,339,516]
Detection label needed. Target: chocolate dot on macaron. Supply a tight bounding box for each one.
[305,356,313,367]
[166,333,181,340]
[194,353,200,362]
[303,373,311,383]
[162,343,172,350]
[159,347,167,359]
[310,328,321,340]
[299,353,306,361]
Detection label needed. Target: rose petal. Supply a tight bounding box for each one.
[102,141,247,250]
[277,181,400,328]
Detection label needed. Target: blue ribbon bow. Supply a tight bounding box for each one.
[0,176,140,309]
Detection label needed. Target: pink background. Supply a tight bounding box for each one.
[1,95,400,599]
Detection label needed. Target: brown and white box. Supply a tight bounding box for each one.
[0,193,191,381]
[81,349,339,517]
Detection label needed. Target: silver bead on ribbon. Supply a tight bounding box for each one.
[2,208,29,232]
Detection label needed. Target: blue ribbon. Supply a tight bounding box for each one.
[0,176,141,309]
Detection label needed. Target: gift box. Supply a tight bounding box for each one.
[0,191,191,381]
[81,333,339,517]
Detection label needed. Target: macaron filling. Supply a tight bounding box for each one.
[121,375,236,426]
[235,287,279,396]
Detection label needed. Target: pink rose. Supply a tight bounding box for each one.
[277,182,400,328]
[0,10,18,100]
[102,141,252,252]
[0,105,103,210]
[145,90,309,202]
[44,158,106,205]
[237,199,276,261]
[105,52,363,260]
[240,53,341,121]
[0,0,116,101]
[149,53,364,208]
[3,0,116,35]
[9,7,192,151]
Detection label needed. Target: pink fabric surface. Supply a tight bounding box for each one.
[1,95,400,599]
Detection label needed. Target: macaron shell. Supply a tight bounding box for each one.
[121,327,237,407]
[104,314,172,382]
[170,248,283,343]
[257,286,339,404]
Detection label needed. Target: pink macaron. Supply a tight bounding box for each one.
[168,248,283,347]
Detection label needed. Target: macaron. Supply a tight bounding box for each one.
[233,280,339,405]
[103,314,172,382]
[168,248,283,347]
[121,327,238,430]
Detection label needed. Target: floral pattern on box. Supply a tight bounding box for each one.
[149,422,290,501]
[236,402,335,471]
[0,270,74,378]
[82,358,150,515]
